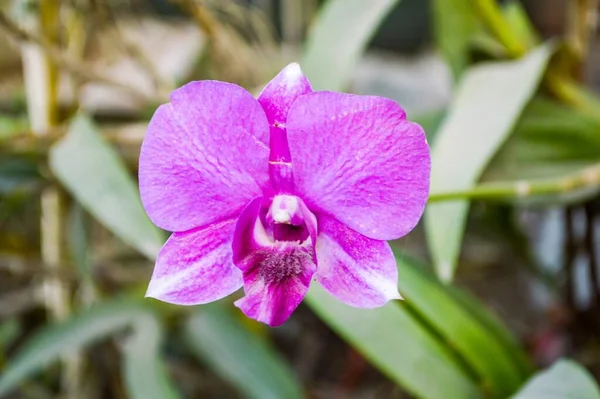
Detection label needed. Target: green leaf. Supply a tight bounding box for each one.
[484,98,600,182]
[67,203,93,282]
[397,257,531,397]
[431,0,479,80]
[305,287,483,399]
[413,108,446,143]
[425,43,554,281]
[49,114,164,260]
[0,300,179,399]
[0,115,28,140]
[512,359,600,399]
[123,312,180,399]
[0,155,41,195]
[475,98,600,204]
[502,1,540,50]
[0,319,21,350]
[301,0,399,91]
[184,305,303,399]
[444,284,533,378]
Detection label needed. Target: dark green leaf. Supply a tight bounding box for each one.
[432,0,479,80]
[484,97,600,182]
[0,300,178,398]
[305,286,483,399]
[184,305,303,399]
[0,155,41,195]
[0,319,21,350]
[397,257,531,397]
[123,312,181,399]
[444,285,533,378]
[67,203,93,282]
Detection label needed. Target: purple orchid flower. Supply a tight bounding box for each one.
[139,63,430,327]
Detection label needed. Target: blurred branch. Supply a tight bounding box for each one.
[0,286,43,319]
[545,71,600,122]
[18,3,80,396]
[474,0,526,57]
[0,11,167,104]
[2,124,142,157]
[567,0,599,65]
[474,0,600,125]
[171,0,274,86]
[428,162,600,202]
[102,4,174,96]
[174,0,218,37]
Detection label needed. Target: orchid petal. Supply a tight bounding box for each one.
[258,63,312,192]
[257,62,312,127]
[315,214,401,308]
[146,219,243,305]
[287,92,430,240]
[234,263,314,327]
[139,81,270,232]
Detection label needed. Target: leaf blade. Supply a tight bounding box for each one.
[432,0,479,80]
[49,114,164,260]
[123,313,181,399]
[397,257,531,397]
[512,359,600,399]
[301,0,399,91]
[425,43,554,280]
[305,286,483,399]
[184,305,303,399]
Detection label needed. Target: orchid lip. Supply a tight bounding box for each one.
[232,195,318,327]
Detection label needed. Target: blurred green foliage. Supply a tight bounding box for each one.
[1,0,600,398]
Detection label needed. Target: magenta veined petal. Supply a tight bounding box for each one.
[139,81,270,232]
[234,263,315,327]
[258,63,312,192]
[315,214,401,308]
[146,219,243,305]
[258,62,312,127]
[286,91,431,241]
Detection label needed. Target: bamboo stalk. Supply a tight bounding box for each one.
[18,2,81,398]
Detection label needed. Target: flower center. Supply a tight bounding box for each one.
[266,195,311,242]
[256,245,312,284]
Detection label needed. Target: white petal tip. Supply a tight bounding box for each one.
[281,62,304,86]
[283,62,302,75]
[144,287,159,299]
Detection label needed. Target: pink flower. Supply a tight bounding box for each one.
[139,63,430,327]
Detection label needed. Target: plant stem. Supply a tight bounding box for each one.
[474,0,600,155]
[428,162,600,202]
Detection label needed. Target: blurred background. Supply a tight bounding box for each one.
[1,0,600,398]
